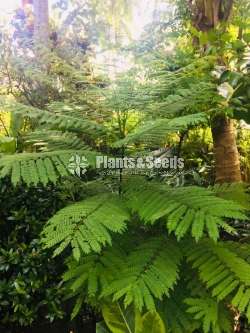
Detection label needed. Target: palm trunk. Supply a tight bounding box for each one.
[212,116,241,183]
[190,0,241,183]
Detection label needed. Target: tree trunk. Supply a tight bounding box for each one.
[33,0,49,45]
[190,0,241,183]
[191,0,233,31]
[212,116,241,183]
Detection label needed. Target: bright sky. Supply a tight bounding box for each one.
[0,0,19,14]
[0,0,171,74]
[132,0,156,39]
[0,0,168,74]
[0,0,160,39]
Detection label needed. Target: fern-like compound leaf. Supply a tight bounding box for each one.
[124,180,246,242]
[22,130,89,151]
[63,247,125,299]
[0,150,96,186]
[185,297,232,333]
[113,113,207,147]
[42,194,129,260]
[102,237,182,311]
[0,98,105,136]
[186,239,250,321]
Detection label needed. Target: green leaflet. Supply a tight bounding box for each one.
[102,303,166,333]
[71,296,84,320]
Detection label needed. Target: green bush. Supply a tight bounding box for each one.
[0,178,66,328]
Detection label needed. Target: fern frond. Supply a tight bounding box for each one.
[63,247,125,298]
[186,239,250,321]
[102,237,182,311]
[130,57,218,116]
[113,113,207,147]
[225,242,250,264]
[0,98,105,135]
[145,81,218,117]
[159,273,233,333]
[124,180,246,241]
[158,287,199,333]
[0,150,96,186]
[210,183,250,208]
[185,297,233,333]
[42,194,129,260]
[23,130,89,151]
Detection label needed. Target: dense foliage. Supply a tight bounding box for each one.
[0,1,250,333]
[0,179,66,329]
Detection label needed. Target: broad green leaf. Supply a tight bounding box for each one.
[102,303,166,333]
[232,40,245,51]
[139,312,166,333]
[102,303,135,333]
[243,33,250,44]
[0,136,16,154]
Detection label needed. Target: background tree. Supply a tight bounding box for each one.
[33,0,49,44]
[185,0,242,183]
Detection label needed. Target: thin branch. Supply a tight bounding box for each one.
[0,116,10,136]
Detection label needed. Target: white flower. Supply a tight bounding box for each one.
[217,82,234,100]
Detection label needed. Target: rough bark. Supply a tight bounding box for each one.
[212,116,241,183]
